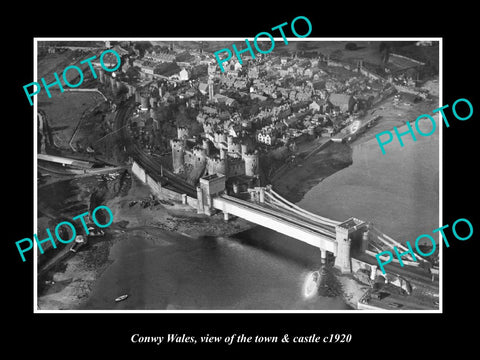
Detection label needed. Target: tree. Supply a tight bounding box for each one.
[345,42,358,51]
[133,42,152,57]
[125,66,140,82]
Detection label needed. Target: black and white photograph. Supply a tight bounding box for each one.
[5,7,478,355]
[33,39,441,312]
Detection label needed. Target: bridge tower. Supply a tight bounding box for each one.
[334,225,352,273]
[198,174,226,216]
[334,218,368,273]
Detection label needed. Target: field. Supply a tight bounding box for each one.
[39,91,105,151]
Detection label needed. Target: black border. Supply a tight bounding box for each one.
[7,5,478,355]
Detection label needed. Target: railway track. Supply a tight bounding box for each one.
[115,100,196,197]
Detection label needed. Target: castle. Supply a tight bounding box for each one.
[170,126,259,183]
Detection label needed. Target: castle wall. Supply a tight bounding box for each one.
[184,147,207,170]
[206,156,227,176]
[171,139,185,173]
[227,158,245,177]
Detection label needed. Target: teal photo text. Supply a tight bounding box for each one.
[375,217,473,274]
[23,49,121,106]
[376,98,473,155]
[213,16,312,72]
[15,205,114,262]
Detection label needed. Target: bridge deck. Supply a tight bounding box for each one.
[213,195,337,254]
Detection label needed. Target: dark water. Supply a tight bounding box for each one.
[82,227,348,310]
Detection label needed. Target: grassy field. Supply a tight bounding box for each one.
[39,91,104,150]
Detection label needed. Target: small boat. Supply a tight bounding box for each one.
[115,294,129,302]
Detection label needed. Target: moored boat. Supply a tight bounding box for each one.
[115,294,129,302]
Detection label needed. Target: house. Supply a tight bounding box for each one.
[197,113,207,123]
[250,93,267,101]
[309,101,321,112]
[248,67,259,79]
[144,50,175,63]
[225,97,236,106]
[179,68,189,81]
[234,79,247,89]
[203,106,218,115]
[133,59,144,68]
[296,91,310,102]
[257,131,276,146]
[213,93,235,106]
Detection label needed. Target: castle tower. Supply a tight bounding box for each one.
[243,152,259,177]
[202,139,210,156]
[149,97,157,108]
[192,146,207,168]
[219,148,226,160]
[217,131,227,144]
[170,139,185,173]
[207,156,227,176]
[177,126,189,141]
[231,140,242,158]
[241,143,248,158]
